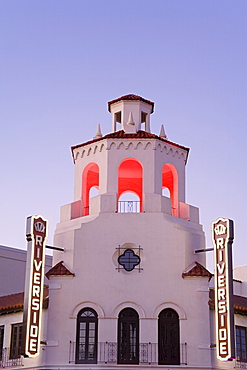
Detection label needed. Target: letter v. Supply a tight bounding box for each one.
[217,263,225,274]
[34,260,42,271]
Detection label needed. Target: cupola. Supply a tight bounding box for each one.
[108,94,154,134]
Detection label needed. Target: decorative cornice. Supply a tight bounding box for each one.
[72,131,189,164]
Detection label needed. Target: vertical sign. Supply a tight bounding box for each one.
[212,217,235,361]
[22,215,48,357]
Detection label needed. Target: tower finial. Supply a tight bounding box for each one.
[94,124,103,140]
[159,124,167,139]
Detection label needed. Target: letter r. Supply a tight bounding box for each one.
[216,238,224,249]
[36,235,43,246]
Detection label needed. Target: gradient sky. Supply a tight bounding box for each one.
[0,0,246,272]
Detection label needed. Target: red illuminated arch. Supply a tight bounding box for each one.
[118,158,143,212]
[82,163,99,216]
[162,163,178,217]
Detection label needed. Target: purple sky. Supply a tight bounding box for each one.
[0,0,246,272]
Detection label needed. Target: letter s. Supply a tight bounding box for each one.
[218,301,226,314]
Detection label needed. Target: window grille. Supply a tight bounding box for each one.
[116,245,143,272]
[10,324,22,360]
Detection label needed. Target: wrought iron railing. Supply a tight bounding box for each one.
[180,342,187,365]
[69,341,187,365]
[0,348,23,368]
[69,341,75,363]
[118,201,141,213]
[235,360,247,368]
[98,342,117,363]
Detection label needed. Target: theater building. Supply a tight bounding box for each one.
[0,94,247,370]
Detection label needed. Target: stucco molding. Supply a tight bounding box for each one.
[111,301,146,319]
[70,301,105,319]
[152,302,187,320]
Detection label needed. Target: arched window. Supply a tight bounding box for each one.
[162,163,178,217]
[82,163,99,216]
[75,308,98,364]
[158,308,180,365]
[118,308,139,364]
[118,158,143,213]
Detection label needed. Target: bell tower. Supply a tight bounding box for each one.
[109,94,154,133]
[46,94,212,369]
[66,94,194,221]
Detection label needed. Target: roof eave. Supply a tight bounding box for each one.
[71,131,189,160]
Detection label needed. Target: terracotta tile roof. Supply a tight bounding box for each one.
[71,130,190,154]
[209,289,247,315]
[108,94,154,113]
[0,287,49,315]
[105,130,157,139]
[46,261,75,279]
[234,295,247,314]
[0,292,24,314]
[182,261,213,281]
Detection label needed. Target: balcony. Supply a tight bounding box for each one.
[69,341,187,365]
[118,201,141,213]
[0,348,23,368]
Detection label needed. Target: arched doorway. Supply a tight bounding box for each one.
[158,308,180,365]
[118,308,139,364]
[75,308,98,364]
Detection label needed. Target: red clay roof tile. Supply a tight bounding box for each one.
[0,292,24,314]
[0,287,49,314]
[182,261,213,280]
[209,289,247,315]
[46,261,75,279]
[108,94,154,113]
[234,295,247,314]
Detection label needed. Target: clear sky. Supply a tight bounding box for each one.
[0,0,246,272]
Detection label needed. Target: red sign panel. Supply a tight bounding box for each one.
[212,217,235,361]
[23,215,48,357]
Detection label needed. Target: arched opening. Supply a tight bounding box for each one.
[75,308,98,364]
[158,308,180,365]
[162,163,178,217]
[118,308,139,364]
[82,163,99,216]
[118,158,143,213]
